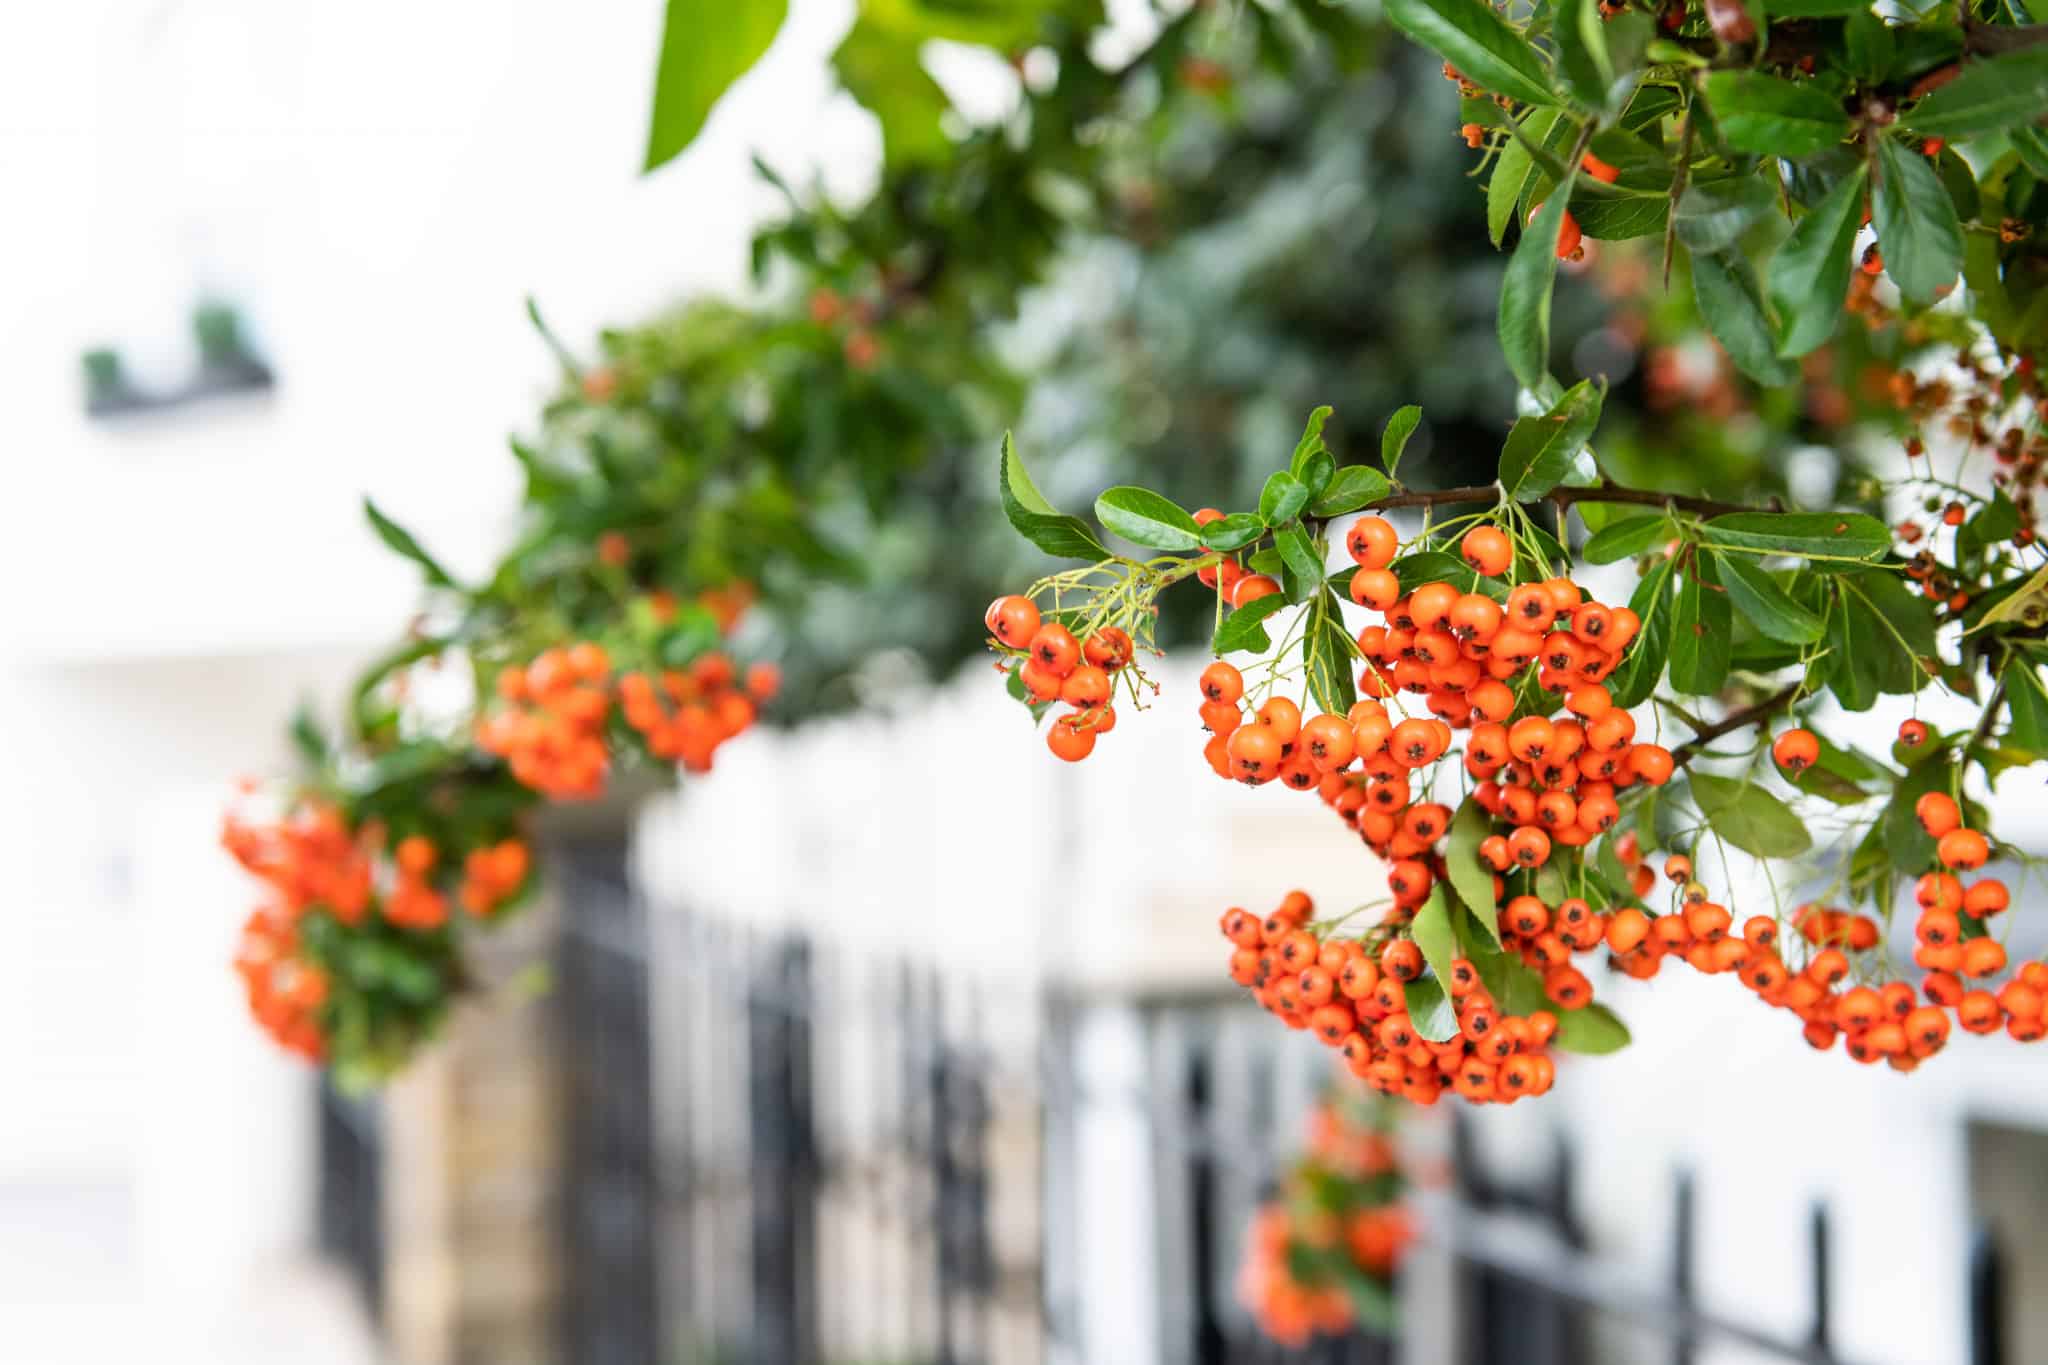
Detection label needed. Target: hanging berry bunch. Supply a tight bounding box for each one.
[986,303,2048,1097]
[1237,1088,1413,1345]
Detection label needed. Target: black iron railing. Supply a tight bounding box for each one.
[310,832,2020,1365]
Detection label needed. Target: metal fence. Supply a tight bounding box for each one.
[316,835,2018,1365]
[315,1077,384,1325]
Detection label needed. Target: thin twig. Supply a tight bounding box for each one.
[1672,683,1803,766]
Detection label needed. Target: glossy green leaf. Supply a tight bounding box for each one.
[1552,0,1615,111]
[1958,492,2021,559]
[1499,378,1604,498]
[1213,592,1290,655]
[1691,773,1813,857]
[831,15,950,166]
[999,434,1110,561]
[1500,167,1584,391]
[1201,513,1267,553]
[1583,513,1669,564]
[1568,188,1669,240]
[1291,405,1334,480]
[1552,1002,1632,1054]
[1260,471,1312,526]
[1843,9,1895,85]
[1385,0,1560,109]
[1700,511,1889,564]
[1381,405,1423,480]
[1873,137,1964,305]
[1313,467,1395,517]
[1692,249,1796,386]
[1674,177,1778,253]
[1274,525,1326,602]
[1488,109,1561,247]
[1700,72,1852,159]
[1096,486,1205,551]
[644,0,790,172]
[1766,164,1868,357]
[1445,798,1506,948]
[1714,551,1825,643]
[1403,975,1462,1043]
[1305,589,1359,717]
[1670,561,1732,694]
[2004,660,2048,752]
[1607,558,1674,708]
[1904,49,2048,141]
[1411,886,1462,994]
[364,498,459,589]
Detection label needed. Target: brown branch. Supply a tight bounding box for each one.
[1360,479,1776,520]
[1672,683,1803,766]
[1964,22,2048,57]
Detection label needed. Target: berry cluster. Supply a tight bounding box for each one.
[1608,799,2045,1070]
[479,642,777,796]
[1221,892,1563,1106]
[233,906,328,1061]
[1237,1092,1412,1348]
[983,594,1133,761]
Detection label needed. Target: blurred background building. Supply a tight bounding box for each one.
[2,3,2044,1364]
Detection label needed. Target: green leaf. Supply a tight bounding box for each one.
[1700,511,1889,564]
[999,434,1110,561]
[364,498,458,589]
[1305,589,1359,717]
[1692,249,1796,386]
[1882,754,1952,870]
[1213,592,1290,655]
[1259,471,1312,526]
[1583,513,1669,564]
[1274,525,1327,600]
[1095,487,1205,551]
[1607,558,1673,708]
[1674,177,1779,253]
[1873,137,1964,305]
[1568,188,1670,241]
[1312,467,1395,517]
[1552,0,1616,111]
[1839,571,1937,696]
[830,14,950,166]
[1201,513,1267,552]
[1553,1003,1632,1054]
[1691,773,1813,857]
[1381,405,1423,480]
[1713,552,1825,644]
[1764,0,1866,12]
[1500,175,1582,392]
[1766,164,1868,357]
[1411,887,1462,994]
[1499,378,1604,498]
[1904,49,2048,141]
[1402,975,1462,1043]
[288,702,328,766]
[1290,405,1334,483]
[1384,0,1559,109]
[643,0,790,172]
[1958,492,2021,559]
[2004,660,2048,752]
[1670,561,1732,695]
[1488,109,1562,247]
[1699,72,1852,159]
[1445,798,1506,948]
[1843,9,1895,85]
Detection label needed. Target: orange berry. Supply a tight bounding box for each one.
[1461,525,1513,577]
[1937,828,1989,871]
[1772,728,1819,773]
[1915,791,1961,838]
[1231,574,1282,608]
[1200,661,1245,704]
[1047,716,1097,762]
[1347,516,1399,570]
